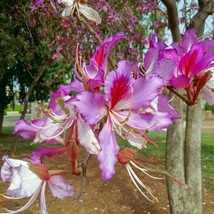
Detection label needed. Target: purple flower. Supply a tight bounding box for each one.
[74,60,173,180]
[75,32,125,90]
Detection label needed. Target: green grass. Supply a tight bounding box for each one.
[0,127,39,153]
[6,105,24,112]
[201,133,214,190]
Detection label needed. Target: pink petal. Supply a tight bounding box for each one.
[59,80,85,94]
[48,175,74,198]
[144,48,159,73]
[157,94,180,120]
[31,146,67,163]
[14,119,45,139]
[182,29,198,52]
[202,87,214,106]
[169,74,190,88]
[97,118,120,180]
[179,44,204,76]
[132,74,164,109]
[75,92,107,125]
[105,60,133,110]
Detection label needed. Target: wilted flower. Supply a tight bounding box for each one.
[1,155,74,213]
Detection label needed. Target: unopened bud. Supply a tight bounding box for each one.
[117,148,137,165]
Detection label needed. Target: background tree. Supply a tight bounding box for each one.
[162,0,214,213]
[1,0,166,134]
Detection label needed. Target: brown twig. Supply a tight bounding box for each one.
[166,86,190,105]
[75,153,92,204]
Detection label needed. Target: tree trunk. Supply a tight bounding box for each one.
[161,1,186,213]
[20,67,46,119]
[0,107,4,135]
[184,101,202,214]
[184,1,214,213]
[162,0,213,213]
[166,93,186,214]
[10,66,46,155]
[0,77,7,135]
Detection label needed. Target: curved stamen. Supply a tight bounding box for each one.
[4,183,43,213]
[126,164,158,203]
[130,161,163,180]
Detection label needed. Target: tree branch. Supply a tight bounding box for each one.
[161,0,182,42]
[188,0,214,37]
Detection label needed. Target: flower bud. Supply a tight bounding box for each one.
[117,148,137,165]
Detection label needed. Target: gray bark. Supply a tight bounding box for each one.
[161,1,186,213]
[184,102,202,214]
[184,1,214,213]
[20,67,46,119]
[162,0,213,213]
[166,93,186,214]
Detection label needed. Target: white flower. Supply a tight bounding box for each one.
[1,156,74,213]
[57,0,101,24]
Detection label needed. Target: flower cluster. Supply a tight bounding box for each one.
[1,1,214,213]
[145,30,214,105]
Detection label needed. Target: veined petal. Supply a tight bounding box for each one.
[157,94,180,120]
[1,155,28,182]
[14,119,45,139]
[97,118,120,180]
[105,61,133,110]
[132,74,163,109]
[139,112,174,131]
[156,59,175,82]
[182,29,198,52]
[40,182,47,214]
[59,80,85,94]
[31,146,67,163]
[84,33,125,87]
[48,175,74,198]
[169,74,190,88]
[57,0,74,7]
[179,44,204,76]
[62,6,73,17]
[77,117,101,155]
[126,133,147,149]
[18,165,42,197]
[202,86,214,106]
[75,91,107,124]
[144,47,159,74]
[79,4,101,24]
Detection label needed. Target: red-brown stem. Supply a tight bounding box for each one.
[49,169,69,176]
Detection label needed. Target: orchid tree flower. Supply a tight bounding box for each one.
[14,85,100,177]
[74,60,177,180]
[74,32,126,91]
[14,84,100,155]
[148,29,214,105]
[117,148,187,202]
[167,31,214,105]
[31,0,57,12]
[1,155,74,213]
[14,89,76,144]
[57,0,101,24]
